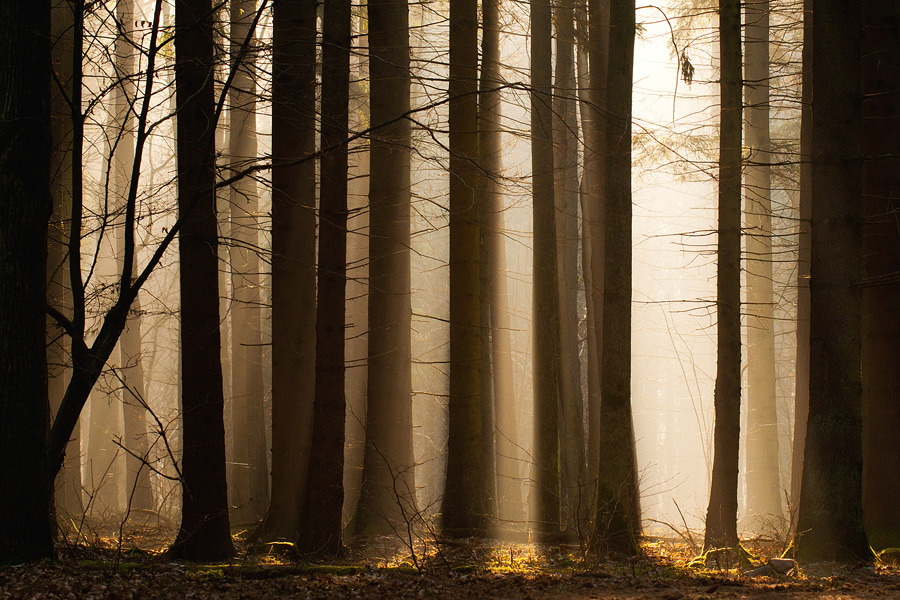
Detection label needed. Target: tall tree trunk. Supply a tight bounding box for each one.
[228,0,268,526]
[743,0,782,526]
[443,0,489,536]
[479,0,525,529]
[790,0,811,529]
[113,0,154,515]
[591,0,639,556]
[299,0,350,555]
[584,0,608,506]
[704,0,742,550]
[356,0,417,535]
[860,0,900,552]
[0,0,54,564]
[554,0,587,533]
[169,0,235,561]
[259,0,318,542]
[49,0,83,520]
[342,10,369,528]
[796,0,869,561]
[87,381,122,514]
[531,0,561,539]
[119,297,154,512]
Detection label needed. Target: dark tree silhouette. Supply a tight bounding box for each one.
[168,0,234,561]
[260,0,318,542]
[531,0,562,539]
[796,0,870,561]
[591,0,640,556]
[357,0,418,535]
[704,0,742,550]
[299,0,351,555]
[444,0,490,536]
[860,0,900,551]
[0,0,54,565]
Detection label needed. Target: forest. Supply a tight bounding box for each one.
[0,0,899,596]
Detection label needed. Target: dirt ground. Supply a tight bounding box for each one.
[3,532,900,599]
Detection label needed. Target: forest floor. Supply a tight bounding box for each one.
[3,520,900,599]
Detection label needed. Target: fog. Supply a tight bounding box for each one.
[59,0,802,545]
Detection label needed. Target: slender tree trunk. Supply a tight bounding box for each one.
[790,0,811,529]
[119,297,154,512]
[342,10,369,528]
[169,0,234,560]
[704,0,742,550]
[477,25,497,527]
[860,0,900,552]
[591,0,639,556]
[796,0,869,561]
[554,0,587,533]
[87,383,122,514]
[299,0,350,555]
[479,0,525,529]
[584,0,608,506]
[113,0,154,515]
[531,0,562,539]
[0,0,54,564]
[357,0,417,535]
[228,0,268,526]
[49,0,83,520]
[443,0,489,536]
[259,0,318,542]
[743,0,782,526]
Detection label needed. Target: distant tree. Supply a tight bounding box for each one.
[743,0,782,525]
[356,0,418,535]
[443,0,490,536]
[591,0,639,555]
[478,0,525,527]
[704,0,742,550]
[228,0,268,525]
[299,0,351,555]
[531,0,562,539]
[861,0,900,552]
[168,0,234,560]
[0,0,54,565]
[112,0,154,515]
[796,0,869,561]
[258,0,318,542]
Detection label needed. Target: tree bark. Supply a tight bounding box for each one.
[860,0,900,552]
[583,0,608,508]
[531,0,562,539]
[790,0,811,530]
[168,0,235,561]
[554,0,588,533]
[443,0,490,536]
[356,0,417,535]
[113,0,154,514]
[299,0,351,556]
[0,0,54,565]
[228,0,268,526]
[479,0,525,530]
[704,0,742,550]
[591,0,639,556]
[796,0,869,561]
[259,0,318,542]
[743,0,782,526]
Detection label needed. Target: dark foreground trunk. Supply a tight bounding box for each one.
[169,0,234,561]
[0,0,54,565]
